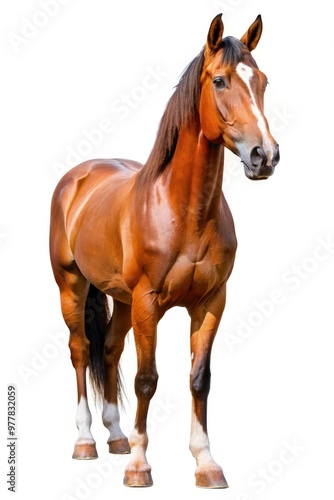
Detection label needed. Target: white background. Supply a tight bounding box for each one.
[1,0,333,499]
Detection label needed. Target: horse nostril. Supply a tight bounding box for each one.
[250,146,267,168]
[272,145,280,167]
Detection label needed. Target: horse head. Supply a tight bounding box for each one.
[200,14,280,180]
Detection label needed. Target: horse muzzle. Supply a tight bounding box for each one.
[243,144,280,180]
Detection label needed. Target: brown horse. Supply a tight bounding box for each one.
[50,14,279,488]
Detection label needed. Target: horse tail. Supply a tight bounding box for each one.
[84,284,126,407]
[84,284,110,402]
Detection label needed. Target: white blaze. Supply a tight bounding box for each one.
[235,62,273,158]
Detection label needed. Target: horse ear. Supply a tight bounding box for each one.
[206,14,224,53]
[240,15,263,51]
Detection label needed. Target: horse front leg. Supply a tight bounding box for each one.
[188,287,228,488]
[123,284,159,487]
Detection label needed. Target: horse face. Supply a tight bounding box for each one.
[200,15,280,180]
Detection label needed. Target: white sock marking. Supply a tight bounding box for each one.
[190,412,215,466]
[102,400,127,442]
[75,397,95,445]
[126,428,150,472]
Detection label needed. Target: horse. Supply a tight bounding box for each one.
[49,13,280,488]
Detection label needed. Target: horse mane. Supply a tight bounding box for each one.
[137,36,245,184]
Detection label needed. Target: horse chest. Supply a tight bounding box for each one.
[157,243,235,309]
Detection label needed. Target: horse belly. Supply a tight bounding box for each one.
[72,219,134,304]
[100,275,133,304]
[71,239,133,304]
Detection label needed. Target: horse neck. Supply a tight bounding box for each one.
[164,121,225,228]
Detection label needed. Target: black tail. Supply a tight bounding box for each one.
[84,284,126,406]
[85,284,110,401]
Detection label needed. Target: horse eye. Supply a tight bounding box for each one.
[213,77,226,90]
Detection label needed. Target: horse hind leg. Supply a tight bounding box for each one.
[102,300,131,454]
[55,264,98,459]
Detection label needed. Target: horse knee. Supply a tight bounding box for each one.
[69,334,90,368]
[135,370,159,400]
[190,364,211,399]
[104,342,124,368]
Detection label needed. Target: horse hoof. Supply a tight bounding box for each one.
[123,470,153,487]
[108,438,131,454]
[72,442,98,460]
[195,468,228,489]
